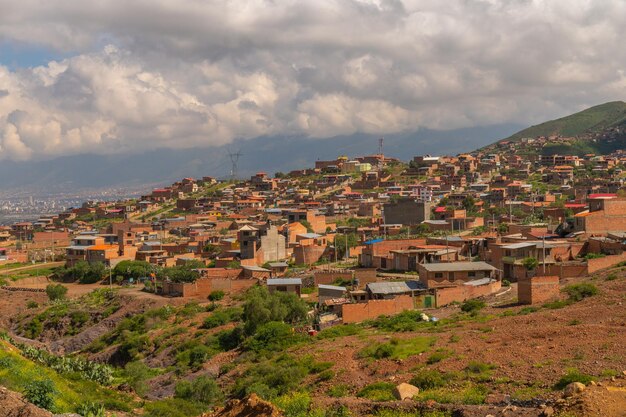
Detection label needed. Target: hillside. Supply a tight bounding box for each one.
[503,101,626,142]
[1,266,625,416]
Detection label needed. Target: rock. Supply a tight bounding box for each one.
[622,370,626,377]
[540,406,555,417]
[393,383,420,400]
[590,380,597,386]
[563,382,586,397]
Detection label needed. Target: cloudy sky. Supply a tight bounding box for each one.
[0,0,625,161]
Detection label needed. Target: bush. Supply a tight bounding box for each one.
[208,290,225,301]
[369,310,427,332]
[327,384,349,398]
[175,376,223,406]
[233,355,311,399]
[76,402,106,417]
[124,361,152,396]
[357,382,396,402]
[460,299,485,313]
[563,283,598,301]
[502,279,511,287]
[554,368,594,389]
[410,369,449,390]
[427,349,451,364]
[26,300,39,309]
[243,322,306,354]
[465,361,496,374]
[24,379,56,410]
[45,284,68,301]
[317,324,361,339]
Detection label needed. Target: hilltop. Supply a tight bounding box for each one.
[503,101,626,142]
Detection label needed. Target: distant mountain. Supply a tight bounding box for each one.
[0,124,521,195]
[503,101,626,142]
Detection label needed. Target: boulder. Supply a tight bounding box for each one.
[563,382,585,397]
[393,383,420,400]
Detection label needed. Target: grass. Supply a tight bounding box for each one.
[357,382,396,402]
[317,324,362,339]
[0,341,135,414]
[416,382,488,405]
[360,336,436,360]
[554,368,594,390]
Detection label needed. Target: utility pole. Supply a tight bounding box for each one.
[542,234,546,275]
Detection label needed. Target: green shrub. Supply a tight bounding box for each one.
[273,391,312,417]
[360,337,435,360]
[357,382,396,402]
[369,310,427,332]
[460,299,486,313]
[465,361,496,375]
[317,324,361,339]
[76,402,106,417]
[554,368,594,389]
[26,300,39,309]
[317,369,335,381]
[243,322,306,354]
[233,355,311,399]
[124,361,152,396]
[327,384,349,398]
[45,284,68,301]
[208,290,225,301]
[410,369,450,390]
[518,306,539,315]
[543,300,571,309]
[427,349,451,364]
[143,398,207,417]
[563,283,598,301]
[175,376,223,406]
[502,279,511,287]
[24,379,56,410]
[605,273,618,281]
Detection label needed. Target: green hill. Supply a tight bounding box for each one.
[504,101,626,142]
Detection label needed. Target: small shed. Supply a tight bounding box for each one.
[267,278,302,296]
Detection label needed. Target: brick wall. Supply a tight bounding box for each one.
[314,271,353,285]
[587,252,626,274]
[342,295,414,324]
[518,275,560,305]
[434,281,501,307]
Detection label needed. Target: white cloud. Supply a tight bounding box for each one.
[0,0,625,160]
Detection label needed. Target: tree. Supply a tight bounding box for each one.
[521,257,539,277]
[46,283,68,301]
[113,260,154,280]
[333,233,359,259]
[175,376,224,406]
[203,244,221,258]
[242,286,308,335]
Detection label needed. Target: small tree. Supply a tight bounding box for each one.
[521,257,539,277]
[46,284,68,301]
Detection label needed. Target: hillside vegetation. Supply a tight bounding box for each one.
[504,101,626,141]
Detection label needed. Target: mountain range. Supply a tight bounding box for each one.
[0,124,522,194]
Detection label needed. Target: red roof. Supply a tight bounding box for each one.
[588,193,616,199]
[564,203,586,208]
[434,207,446,213]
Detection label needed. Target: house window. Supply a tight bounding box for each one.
[468,271,476,278]
[434,273,443,279]
[276,286,287,292]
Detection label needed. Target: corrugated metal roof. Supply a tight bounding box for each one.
[421,262,497,272]
[267,278,302,285]
[366,280,425,294]
[318,284,347,291]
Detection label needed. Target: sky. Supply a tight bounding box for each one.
[0,0,625,162]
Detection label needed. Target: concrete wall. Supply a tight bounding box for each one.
[383,199,432,225]
[342,295,415,324]
[518,275,560,305]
